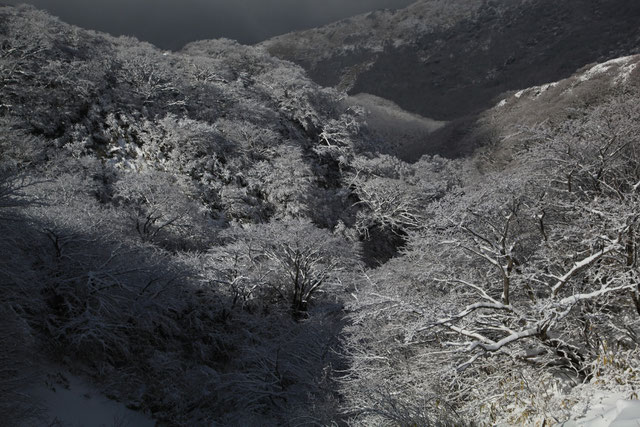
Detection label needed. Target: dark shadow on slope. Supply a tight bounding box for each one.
[343,93,447,162]
[360,225,407,268]
[1,204,349,425]
[413,114,494,159]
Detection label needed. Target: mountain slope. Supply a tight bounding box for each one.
[4,4,640,426]
[261,0,640,122]
[340,52,640,426]
[0,5,369,425]
[469,53,640,165]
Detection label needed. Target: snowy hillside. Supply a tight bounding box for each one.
[2,3,640,426]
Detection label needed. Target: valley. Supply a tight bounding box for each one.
[1,2,640,425]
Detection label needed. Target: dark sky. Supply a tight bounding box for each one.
[6,0,416,50]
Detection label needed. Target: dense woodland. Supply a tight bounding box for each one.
[2,4,640,426]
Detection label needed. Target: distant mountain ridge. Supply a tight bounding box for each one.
[261,0,640,121]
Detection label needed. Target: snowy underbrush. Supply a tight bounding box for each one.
[0,174,348,425]
[0,305,43,426]
[457,346,640,426]
[0,175,46,425]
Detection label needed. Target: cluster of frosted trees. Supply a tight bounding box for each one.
[341,95,640,424]
[2,4,640,425]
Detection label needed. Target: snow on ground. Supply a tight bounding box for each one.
[578,56,636,83]
[614,62,638,85]
[26,368,155,427]
[558,391,640,427]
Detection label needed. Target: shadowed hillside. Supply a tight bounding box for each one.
[262,0,640,122]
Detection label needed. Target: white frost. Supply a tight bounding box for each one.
[579,56,636,82]
[561,398,640,427]
[614,62,638,84]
